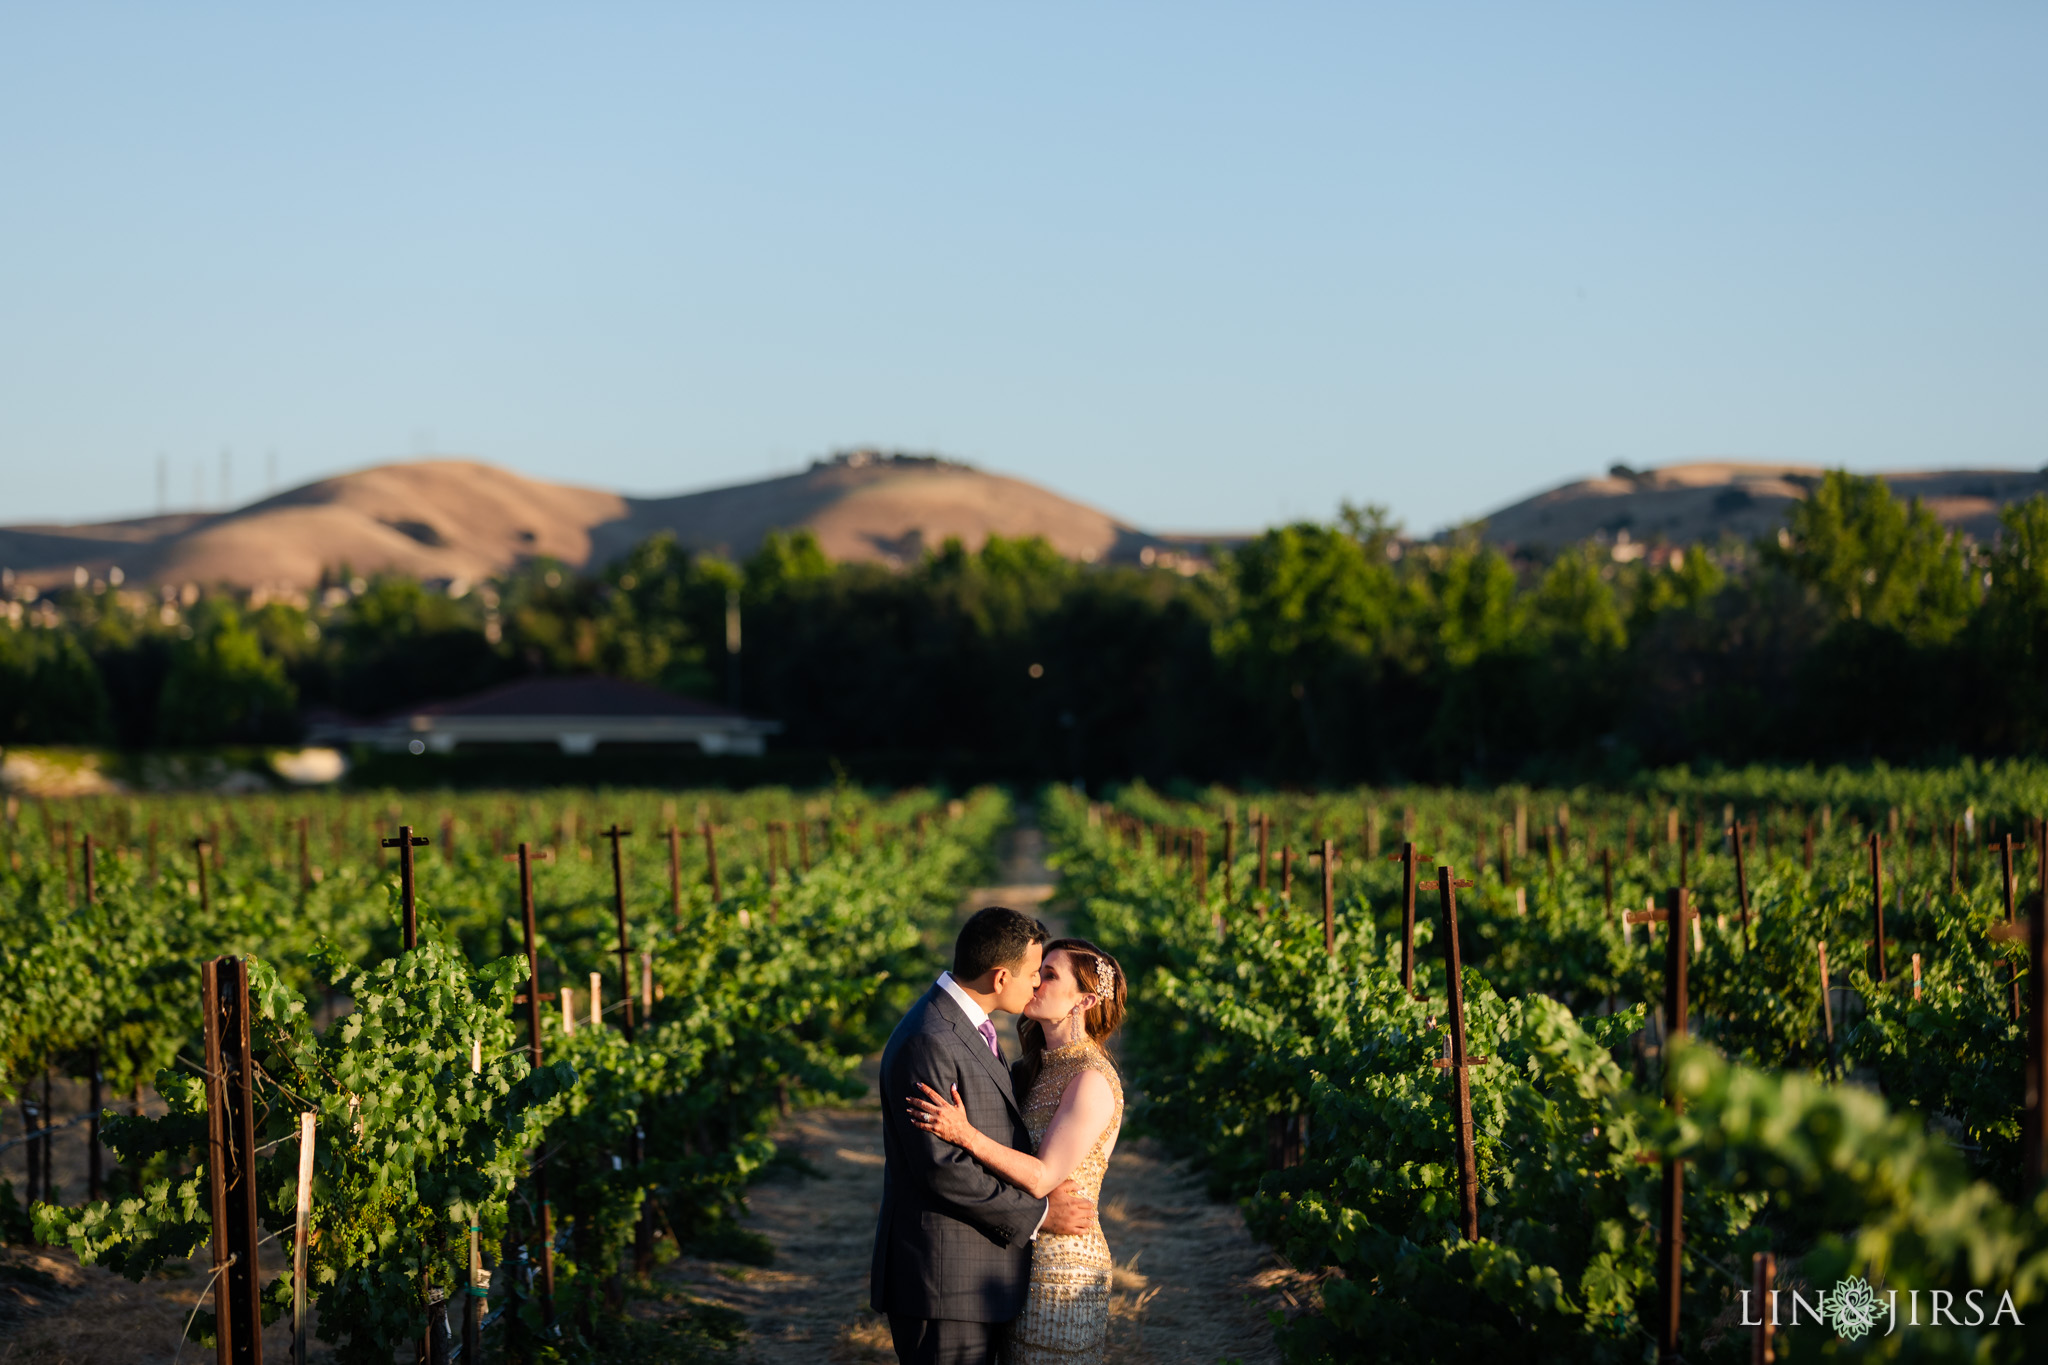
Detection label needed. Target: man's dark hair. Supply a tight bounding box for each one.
[953,906,1049,981]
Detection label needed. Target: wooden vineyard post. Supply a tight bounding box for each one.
[667,825,682,923]
[1752,1252,1776,1364]
[1992,833,2022,1021]
[292,1110,315,1365]
[1221,816,1234,902]
[1389,842,1420,995]
[194,836,213,913]
[1317,839,1335,955]
[462,1217,483,1364]
[1730,824,1751,934]
[1912,953,1922,1001]
[1659,889,1692,1363]
[1867,832,1889,983]
[39,1071,51,1212]
[701,822,722,902]
[81,833,102,1201]
[602,825,636,1040]
[1420,867,1485,1240]
[1620,885,1699,1360]
[1256,813,1270,894]
[1602,848,1614,917]
[1990,824,2048,1189]
[88,1051,102,1200]
[202,957,265,1365]
[381,825,430,949]
[506,842,557,1331]
[599,822,653,1277]
[1193,828,1208,902]
[2034,829,2047,1190]
[799,817,812,871]
[1817,940,1835,1041]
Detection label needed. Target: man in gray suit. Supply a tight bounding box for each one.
[871,906,1096,1364]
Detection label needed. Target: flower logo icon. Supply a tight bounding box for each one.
[1826,1275,1882,1342]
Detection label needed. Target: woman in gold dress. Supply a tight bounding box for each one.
[906,937,1127,1365]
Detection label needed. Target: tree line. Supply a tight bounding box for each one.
[5,470,2048,783]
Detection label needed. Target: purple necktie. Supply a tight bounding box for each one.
[978,1020,1000,1060]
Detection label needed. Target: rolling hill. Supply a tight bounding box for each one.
[1474,461,2048,550]
[9,453,2044,592]
[0,451,1233,591]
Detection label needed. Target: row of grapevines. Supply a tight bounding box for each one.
[1096,774,2036,1189]
[6,784,1005,1362]
[1045,784,2048,1362]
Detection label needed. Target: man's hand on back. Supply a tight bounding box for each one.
[1042,1179,1096,1237]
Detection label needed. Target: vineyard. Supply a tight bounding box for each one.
[1046,770,2048,1362]
[7,767,2048,1364]
[1,784,1008,1361]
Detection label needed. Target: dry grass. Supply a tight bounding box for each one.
[0,1243,328,1365]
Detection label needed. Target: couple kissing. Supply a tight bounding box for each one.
[869,906,1129,1365]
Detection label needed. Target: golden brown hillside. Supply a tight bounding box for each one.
[1475,461,2048,550]
[0,451,1222,591]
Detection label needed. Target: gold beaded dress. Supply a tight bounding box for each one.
[1007,1038,1124,1365]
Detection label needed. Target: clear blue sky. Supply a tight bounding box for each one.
[2,4,2041,537]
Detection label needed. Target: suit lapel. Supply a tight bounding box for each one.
[930,986,1022,1119]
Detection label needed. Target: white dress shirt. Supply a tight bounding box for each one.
[938,970,993,1035]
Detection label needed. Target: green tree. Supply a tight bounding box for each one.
[594,534,720,695]
[324,576,501,716]
[1768,470,1974,643]
[1214,522,1405,676]
[744,528,834,597]
[1427,533,1523,669]
[0,626,111,742]
[1975,495,2048,748]
[1530,545,1626,654]
[155,605,298,743]
[1979,495,2048,665]
[1630,545,1726,621]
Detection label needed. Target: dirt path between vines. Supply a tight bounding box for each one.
[663,821,1288,1364]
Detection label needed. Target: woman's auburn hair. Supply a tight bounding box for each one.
[1015,937,1127,1092]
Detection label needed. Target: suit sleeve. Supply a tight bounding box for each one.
[885,1032,1050,1246]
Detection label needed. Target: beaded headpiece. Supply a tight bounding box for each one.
[1091,954,1116,998]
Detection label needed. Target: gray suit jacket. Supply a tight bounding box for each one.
[870,984,1046,1322]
